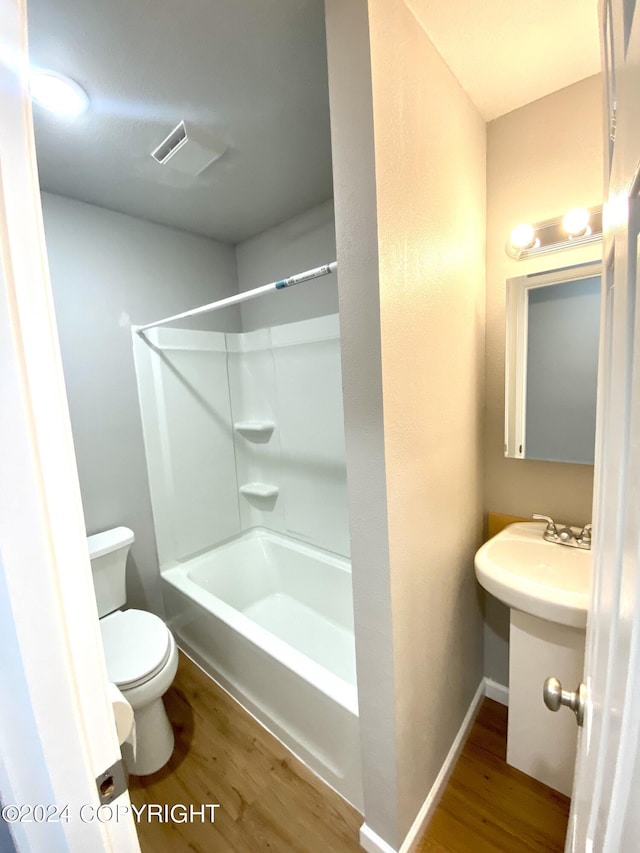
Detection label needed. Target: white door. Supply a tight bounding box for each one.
[0,1,140,850]
[568,1,640,850]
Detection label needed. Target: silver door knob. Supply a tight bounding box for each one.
[543,676,587,727]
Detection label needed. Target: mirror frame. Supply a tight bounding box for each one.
[504,259,602,460]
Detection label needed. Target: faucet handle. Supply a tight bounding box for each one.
[533,514,558,536]
[578,523,592,545]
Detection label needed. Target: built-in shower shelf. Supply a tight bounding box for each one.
[239,483,279,499]
[234,420,275,439]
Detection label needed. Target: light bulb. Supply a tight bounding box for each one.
[562,207,590,238]
[30,70,89,118]
[510,223,537,250]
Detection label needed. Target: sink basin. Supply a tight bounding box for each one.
[475,522,591,628]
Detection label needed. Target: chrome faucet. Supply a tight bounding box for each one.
[532,514,558,541]
[576,523,592,548]
[532,514,592,550]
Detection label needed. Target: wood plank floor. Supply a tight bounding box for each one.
[130,653,569,852]
[418,699,570,853]
[128,652,362,852]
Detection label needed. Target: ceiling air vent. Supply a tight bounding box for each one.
[150,121,227,176]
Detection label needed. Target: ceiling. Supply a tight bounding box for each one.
[405,0,601,121]
[27,0,333,244]
[28,1,600,245]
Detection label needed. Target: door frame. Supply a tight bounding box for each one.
[0,1,140,849]
[567,0,640,848]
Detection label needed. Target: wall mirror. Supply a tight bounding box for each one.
[504,261,602,464]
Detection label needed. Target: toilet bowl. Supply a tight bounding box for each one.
[88,527,178,776]
[99,607,179,776]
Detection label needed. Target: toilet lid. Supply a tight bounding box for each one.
[100,609,171,688]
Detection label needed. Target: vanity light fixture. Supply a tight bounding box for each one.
[506,206,603,260]
[562,207,591,238]
[30,70,89,118]
[510,223,538,251]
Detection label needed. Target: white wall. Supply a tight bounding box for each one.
[232,316,349,555]
[135,316,349,566]
[484,75,603,685]
[133,327,241,567]
[41,193,239,613]
[327,0,486,847]
[236,199,338,330]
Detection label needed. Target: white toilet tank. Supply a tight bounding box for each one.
[88,527,135,618]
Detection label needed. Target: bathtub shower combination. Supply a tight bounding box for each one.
[133,312,362,808]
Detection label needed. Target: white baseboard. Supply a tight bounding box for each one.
[358,676,510,852]
[484,677,509,706]
[359,677,486,853]
[360,824,398,853]
[397,678,486,853]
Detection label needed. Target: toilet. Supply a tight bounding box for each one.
[88,526,179,776]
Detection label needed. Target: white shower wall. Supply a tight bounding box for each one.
[134,314,349,566]
[227,328,280,533]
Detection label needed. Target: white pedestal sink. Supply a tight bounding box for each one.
[475,521,592,795]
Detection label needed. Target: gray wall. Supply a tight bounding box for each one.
[42,193,239,614]
[326,0,486,849]
[325,0,400,844]
[366,0,486,841]
[327,0,486,847]
[236,199,338,330]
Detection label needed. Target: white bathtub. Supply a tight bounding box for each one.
[161,528,363,809]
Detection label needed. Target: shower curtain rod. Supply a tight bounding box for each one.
[134,261,338,334]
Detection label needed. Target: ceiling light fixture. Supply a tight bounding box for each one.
[30,70,89,118]
[562,207,591,238]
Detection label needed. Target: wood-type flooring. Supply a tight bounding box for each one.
[130,654,569,852]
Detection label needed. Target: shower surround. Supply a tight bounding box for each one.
[133,314,361,808]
